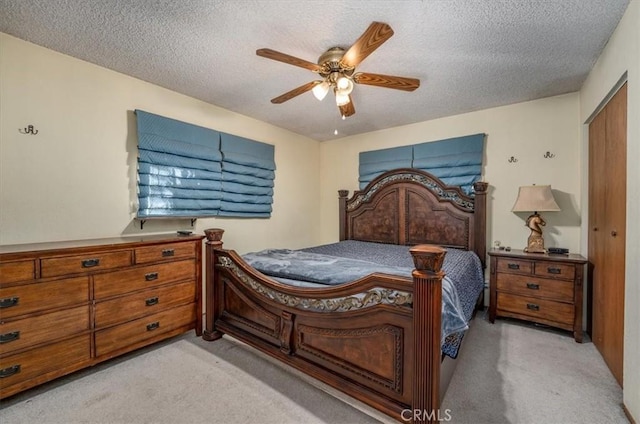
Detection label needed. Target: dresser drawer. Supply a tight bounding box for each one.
[0,260,36,284]
[534,261,575,280]
[496,273,574,302]
[95,281,196,328]
[0,277,89,319]
[0,306,90,355]
[95,303,196,357]
[0,335,91,390]
[93,259,195,299]
[496,258,532,275]
[41,250,132,278]
[135,242,196,264]
[497,292,574,326]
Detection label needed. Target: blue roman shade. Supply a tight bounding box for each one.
[136,110,275,218]
[358,133,485,194]
[412,134,485,194]
[220,133,276,217]
[359,145,413,188]
[136,110,222,217]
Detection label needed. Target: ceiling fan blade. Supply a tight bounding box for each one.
[257,48,322,72]
[341,22,394,69]
[270,81,319,104]
[353,72,420,91]
[339,96,356,117]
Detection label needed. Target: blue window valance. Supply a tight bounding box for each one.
[135,110,275,218]
[358,133,485,195]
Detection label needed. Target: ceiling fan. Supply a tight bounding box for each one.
[256,22,420,118]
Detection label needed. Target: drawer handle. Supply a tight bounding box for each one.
[526,303,540,311]
[146,321,160,331]
[145,272,159,281]
[0,297,19,309]
[0,364,21,378]
[508,263,520,270]
[145,297,159,307]
[82,258,100,268]
[0,331,20,344]
[526,283,540,290]
[162,249,175,257]
[547,267,562,275]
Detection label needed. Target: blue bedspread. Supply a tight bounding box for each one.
[302,241,484,358]
[242,248,414,285]
[243,240,484,358]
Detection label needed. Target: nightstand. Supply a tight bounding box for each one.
[488,249,587,342]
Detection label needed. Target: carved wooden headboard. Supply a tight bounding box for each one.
[338,168,488,267]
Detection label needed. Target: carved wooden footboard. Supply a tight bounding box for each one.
[203,227,445,421]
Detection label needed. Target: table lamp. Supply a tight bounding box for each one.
[511,185,560,253]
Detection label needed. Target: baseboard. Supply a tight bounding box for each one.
[623,403,637,424]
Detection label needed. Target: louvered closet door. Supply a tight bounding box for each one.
[588,82,626,387]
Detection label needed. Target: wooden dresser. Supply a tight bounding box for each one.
[0,234,203,399]
[488,249,587,342]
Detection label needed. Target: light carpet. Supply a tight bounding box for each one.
[0,313,628,423]
[440,312,627,423]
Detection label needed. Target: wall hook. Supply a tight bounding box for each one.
[19,125,38,135]
[508,156,518,163]
[543,151,555,158]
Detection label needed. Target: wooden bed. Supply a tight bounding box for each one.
[202,168,488,423]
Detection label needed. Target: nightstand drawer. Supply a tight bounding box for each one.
[496,258,532,275]
[497,293,574,326]
[534,261,575,280]
[496,274,574,302]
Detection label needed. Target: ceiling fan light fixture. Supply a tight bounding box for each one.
[335,92,350,106]
[312,81,330,101]
[257,22,420,119]
[335,75,354,95]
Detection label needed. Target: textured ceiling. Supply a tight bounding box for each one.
[0,1,629,141]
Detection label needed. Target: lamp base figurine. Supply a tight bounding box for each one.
[523,212,547,253]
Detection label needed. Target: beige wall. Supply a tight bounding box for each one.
[319,93,583,255]
[0,33,321,254]
[580,1,639,420]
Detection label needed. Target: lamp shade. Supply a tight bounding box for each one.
[335,92,350,106]
[312,81,330,101]
[511,185,561,212]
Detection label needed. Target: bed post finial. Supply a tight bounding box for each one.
[204,228,224,243]
[409,244,445,423]
[203,228,224,341]
[472,181,488,268]
[338,190,349,241]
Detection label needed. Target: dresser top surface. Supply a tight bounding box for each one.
[0,233,204,256]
